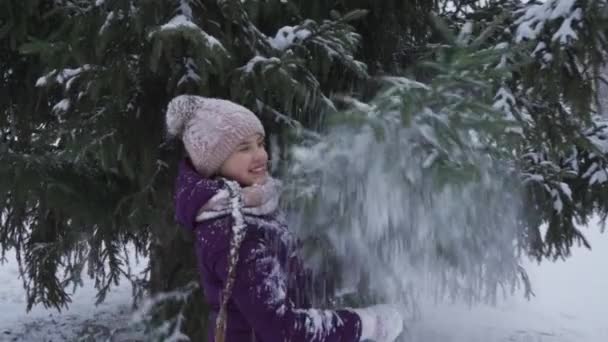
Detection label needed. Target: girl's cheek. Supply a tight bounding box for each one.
[243,152,255,168]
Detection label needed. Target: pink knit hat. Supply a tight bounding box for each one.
[166,95,265,177]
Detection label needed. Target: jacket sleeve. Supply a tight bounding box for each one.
[173,161,223,231]
[211,234,362,342]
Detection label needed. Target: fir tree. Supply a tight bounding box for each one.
[2,0,608,340]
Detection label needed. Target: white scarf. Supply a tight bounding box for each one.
[196,177,282,222]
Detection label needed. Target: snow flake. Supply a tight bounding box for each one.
[558,182,572,201]
[589,169,608,185]
[99,11,116,35]
[494,42,509,50]
[53,99,70,113]
[418,124,440,147]
[178,0,193,19]
[257,255,287,307]
[549,0,577,20]
[422,149,440,169]
[158,14,198,31]
[521,173,544,184]
[457,21,473,45]
[56,66,91,84]
[335,95,374,112]
[515,0,582,43]
[268,26,312,50]
[382,76,430,90]
[551,188,563,213]
[177,58,201,87]
[35,65,92,88]
[588,134,608,154]
[241,56,280,73]
[552,8,582,44]
[35,72,53,87]
[532,41,546,55]
[493,87,516,121]
[151,15,225,51]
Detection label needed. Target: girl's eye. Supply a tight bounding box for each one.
[238,145,251,152]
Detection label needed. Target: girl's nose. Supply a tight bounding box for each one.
[255,145,268,163]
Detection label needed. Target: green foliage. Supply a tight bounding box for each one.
[1,0,368,339]
[2,0,608,339]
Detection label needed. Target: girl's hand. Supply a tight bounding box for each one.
[353,304,404,342]
[242,177,275,208]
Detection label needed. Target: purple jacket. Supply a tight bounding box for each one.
[174,159,362,342]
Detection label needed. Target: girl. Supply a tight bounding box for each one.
[167,95,403,342]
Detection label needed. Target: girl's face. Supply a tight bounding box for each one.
[218,134,268,186]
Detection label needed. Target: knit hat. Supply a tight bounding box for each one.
[166,95,265,177]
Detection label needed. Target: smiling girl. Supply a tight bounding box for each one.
[166,95,403,342]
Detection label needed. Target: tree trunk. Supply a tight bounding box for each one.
[142,76,209,341]
[149,221,209,341]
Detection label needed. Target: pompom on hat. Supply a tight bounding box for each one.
[166,95,265,177]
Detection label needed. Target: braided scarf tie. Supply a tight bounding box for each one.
[214,179,248,342]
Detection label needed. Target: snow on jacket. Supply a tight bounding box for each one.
[174,159,362,342]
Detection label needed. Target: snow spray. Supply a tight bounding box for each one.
[282,103,526,341]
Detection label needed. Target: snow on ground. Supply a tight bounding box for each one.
[406,220,608,342]
[0,222,607,341]
[0,250,145,342]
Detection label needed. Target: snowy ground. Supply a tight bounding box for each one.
[1,224,606,342]
[406,222,608,342]
[0,250,145,342]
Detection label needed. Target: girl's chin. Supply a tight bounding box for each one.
[233,173,267,187]
[250,172,268,184]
